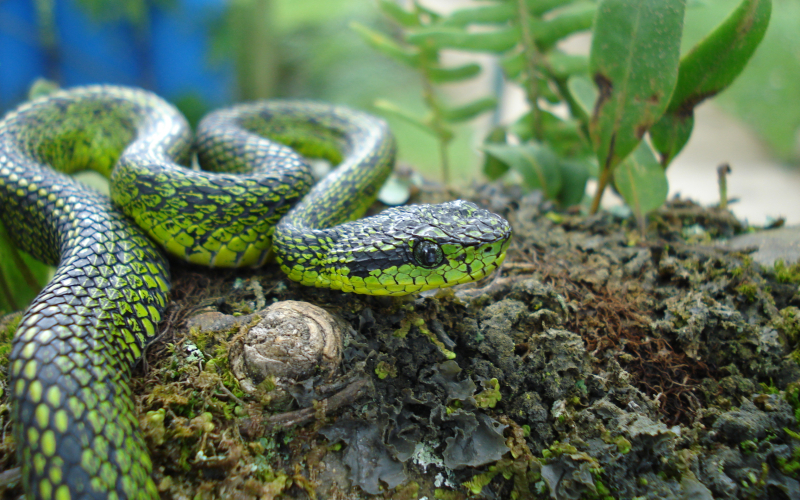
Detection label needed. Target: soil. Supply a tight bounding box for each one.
[1,184,800,499]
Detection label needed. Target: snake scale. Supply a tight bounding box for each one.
[0,85,512,499]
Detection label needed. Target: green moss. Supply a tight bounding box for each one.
[394,311,455,359]
[543,441,579,459]
[773,307,800,364]
[463,468,497,495]
[142,408,167,446]
[393,317,412,338]
[0,313,21,382]
[613,436,632,454]
[777,383,800,478]
[736,282,758,302]
[773,260,800,284]
[434,489,465,500]
[776,446,800,478]
[375,360,397,379]
[740,440,757,454]
[474,378,501,409]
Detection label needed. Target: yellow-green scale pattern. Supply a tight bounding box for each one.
[0,85,512,499]
[0,87,182,499]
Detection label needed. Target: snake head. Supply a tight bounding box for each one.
[302,199,512,295]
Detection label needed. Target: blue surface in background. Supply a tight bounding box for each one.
[0,0,234,111]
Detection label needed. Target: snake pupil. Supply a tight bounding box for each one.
[413,240,443,268]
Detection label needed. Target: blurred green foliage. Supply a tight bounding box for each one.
[354,0,771,225]
[683,0,800,163]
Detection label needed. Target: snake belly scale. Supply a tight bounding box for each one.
[0,85,512,499]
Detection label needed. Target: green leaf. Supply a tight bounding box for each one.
[649,111,694,166]
[589,0,685,171]
[530,2,596,48]
[500,51,525,80]
[613,141,669,219]
[511,110,585,149]
[350,22,420,67]
[482,143,563,199]
[412,1,443,22]
[441,97,497,123]
[667,0,771,113]
[483,126,509,180]
[566,75,598,118]
[405,26,520,53]
[373,99,442,138]
[547,53,589,78]
[526,0,585,17]
[557,158,593,207]
[440,3,516,27]
[427,63,482,83]
[378,0,419,28]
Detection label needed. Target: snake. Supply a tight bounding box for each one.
[0,85,512,499]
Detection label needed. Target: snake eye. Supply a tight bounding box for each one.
[413,240,443,268]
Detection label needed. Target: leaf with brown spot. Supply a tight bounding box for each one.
[651,0,771,164]
[588,0,685,172]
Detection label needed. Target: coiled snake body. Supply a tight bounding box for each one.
[0,86,511,499]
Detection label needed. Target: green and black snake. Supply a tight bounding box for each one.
[0,85,511,499]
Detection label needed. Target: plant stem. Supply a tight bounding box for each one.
[590,166,612,214]
[717,163,731,210]
[417,47,451,184]
[516,0,542,140]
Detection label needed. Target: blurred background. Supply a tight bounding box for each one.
[1,0,799,224]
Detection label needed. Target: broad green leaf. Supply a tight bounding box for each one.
[405,27,520,53]
[427,63,482,83]
[350,22,420,67]
[539,80,561,104]
[483,143,563,199]
[649,0,771,165]
[511,110,584,148]
[441,97,497,123]
[613,141,669,219]
[440,4,516,27]
[566,75,597,118]
[501,51,525,80]
[483,126,510,180]
[557,158,593,207]
[649,111,694,166]
[378,0,419,28]
[667,0,771,113]
[412,1,443,22]
[530,2,596,48]
[589,0,685,171]
[547,53,589,78]
[526,0,586,17]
